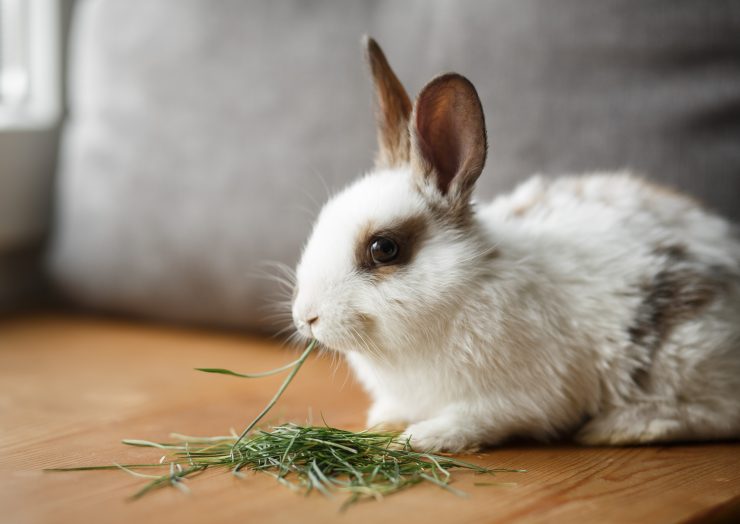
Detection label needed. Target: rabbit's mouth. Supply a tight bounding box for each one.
[304,313,383,356]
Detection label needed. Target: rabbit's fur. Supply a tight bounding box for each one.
[292,38,740,451]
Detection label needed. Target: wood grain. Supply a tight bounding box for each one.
[1,313,738,524]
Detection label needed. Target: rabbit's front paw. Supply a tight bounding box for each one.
[401,418,480,453]
[367,402,408,433]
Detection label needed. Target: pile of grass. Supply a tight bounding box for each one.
[49,340,521,508]
[56,424,517,508]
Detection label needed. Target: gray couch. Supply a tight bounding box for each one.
[48,0,740,331]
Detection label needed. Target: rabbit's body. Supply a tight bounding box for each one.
[345,172,740,450]
[292,39,740,451]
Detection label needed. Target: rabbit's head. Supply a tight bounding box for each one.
[293,38,490,354]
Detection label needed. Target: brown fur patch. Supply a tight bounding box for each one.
[629,244,724,387]
[512,191,547,217]
[354,215,429,279]
[423,196,475,230]
[629,268,718,349]
[638,179,703,208]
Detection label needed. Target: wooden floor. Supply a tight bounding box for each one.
[1,313,739,524]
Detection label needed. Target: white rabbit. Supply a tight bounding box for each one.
[292,37,740,452]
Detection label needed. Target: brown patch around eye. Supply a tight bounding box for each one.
[354,215,428,278]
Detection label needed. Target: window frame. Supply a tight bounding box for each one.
[0,0,60,129]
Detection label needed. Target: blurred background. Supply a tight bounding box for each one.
[1,0,739,332]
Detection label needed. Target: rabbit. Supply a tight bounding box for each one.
[291,37,740,452]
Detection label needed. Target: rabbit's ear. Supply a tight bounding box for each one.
[365,37,412,168]
[410,74,487,201]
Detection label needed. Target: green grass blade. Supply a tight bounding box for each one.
[231,339,318,449]
[194,357,303,379]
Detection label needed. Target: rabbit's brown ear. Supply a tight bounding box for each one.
[365,37,412,168]
[410,74,487,200]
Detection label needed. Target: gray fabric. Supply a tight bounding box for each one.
[50,0,740,330]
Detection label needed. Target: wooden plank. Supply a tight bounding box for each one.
[0,313,738,524]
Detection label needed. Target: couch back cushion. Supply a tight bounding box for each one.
[50,0,740,330]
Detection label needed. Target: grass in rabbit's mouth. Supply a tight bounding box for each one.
[47,339,522,508]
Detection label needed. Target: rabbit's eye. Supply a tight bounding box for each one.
[356,216,426,273]
[369,237,399,265]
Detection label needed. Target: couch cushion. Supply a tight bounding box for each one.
[50,0,740,330]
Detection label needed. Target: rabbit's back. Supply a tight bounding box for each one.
[485,173,735,259]
[480,172,740,443]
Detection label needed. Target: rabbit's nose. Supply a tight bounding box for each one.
[296,317,317,339]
